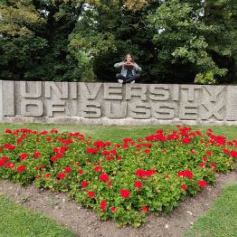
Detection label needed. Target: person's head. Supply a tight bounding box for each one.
[124,54,134,63]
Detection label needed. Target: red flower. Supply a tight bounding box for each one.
[178,170,193,179]
[190,150,196,154]
[210,163,216,167]
[182,138,191,144]
[64,167,72,173]
[94,166,102,172]
[88,191,95,199]
[206,151,212,156]
[17,138,23,143]
[53,147,59,153]
[45,173,50,178]
[100,200,106,211]
[20,153,28,161]
[110,149,117,155]
[99,172,109,182]
[4,143,16,151]
[81,181,89,188]
[106,156,114,161]
[120,189,130,198]
[0,159,5,167]
[199,163,205,168]
[78,169,84,175]
[57,173,66,180]
[223,148,229,154]
[46,137,52,142]
[181,184,187,191]
[5,162,15,169]
[34,152,41,158]
[105,141,111,146]
[134,181,142,189]
[1,156,9,162]
[5,129,12,134]
[144,149,150,154]
[198,180,207,188]
[17,166,26,173]
[101,150,110,156]
[142,206,148,212]
[165,174,170,179]
[122,144,129,149]
[135,169,156,178]
[86,147,98,154]
[230,150,237,158]
[110,206,116,213]
[94,141,106,147]
[123,138,133,143]
[202,157,207,162]
[39,130,48,135]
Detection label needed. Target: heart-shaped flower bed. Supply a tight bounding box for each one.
[0,126,236,227]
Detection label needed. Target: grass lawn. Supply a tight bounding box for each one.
[184,184,237,237]
[0,123,237,142]
[0,194,76,237]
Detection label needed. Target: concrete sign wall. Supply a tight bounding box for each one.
[0,80,237,125]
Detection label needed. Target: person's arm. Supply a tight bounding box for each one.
[134,63,142,72]
[114,62,124,68]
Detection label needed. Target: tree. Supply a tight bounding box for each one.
[203,0,237,83]
[0,0,236,84]
[0,0,98,81]
[147,0,237,84]
[69,0,160,82]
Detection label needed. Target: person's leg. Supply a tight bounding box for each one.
[124,74,140,83]
[116,73,126,83]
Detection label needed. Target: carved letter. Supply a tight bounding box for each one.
[201,102,225,120]
[21,100,43,117]
[153,103,175,119]
[47,100,66,117]
[172,84,180,101]
[126,84,147,101]
[2,81,15,116]
[181,85,201,102]
[45,82,68,99]
[20,81,42,98]
[80,83,102,100]
[104,84,123,100]
[70,82,78,99]
[82,102,101,118]
[149,85,170,101]
[130,103,151,119]
[179,103,198,120]
[226,86,237,121]
[203,86,226,102]
[104,102,127,118]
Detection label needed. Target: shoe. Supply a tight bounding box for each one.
[118,79,123,84]
[130,80,135,84]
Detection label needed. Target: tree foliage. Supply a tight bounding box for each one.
[0,0,236,84]
[148,0,237,84]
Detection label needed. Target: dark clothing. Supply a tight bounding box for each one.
[116,73,141,83]
[126,68,133,79]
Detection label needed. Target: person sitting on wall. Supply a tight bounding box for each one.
[114,54,142,84]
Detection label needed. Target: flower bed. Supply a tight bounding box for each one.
[0,126,236,227]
